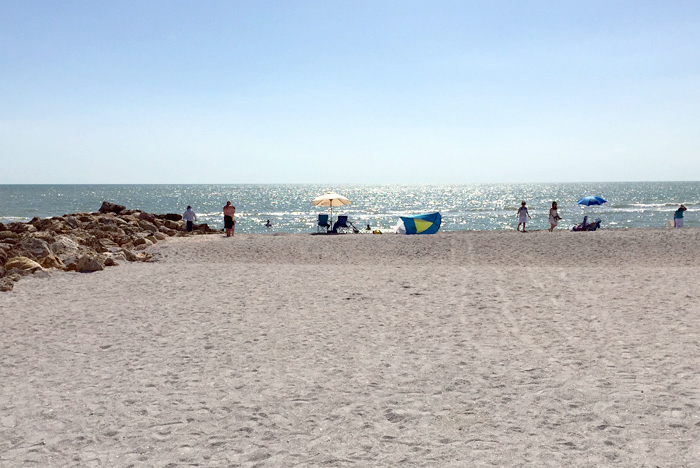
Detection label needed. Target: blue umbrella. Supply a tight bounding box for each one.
[577,196,607,206]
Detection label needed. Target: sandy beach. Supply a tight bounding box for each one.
[2,228,700,467]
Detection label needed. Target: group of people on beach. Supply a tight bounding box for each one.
[185,202,279,236]
[181,201,689,235]
[517,201,561,232]
[517,201,688,232]
[182,202,272,236]
[182,201,237,237]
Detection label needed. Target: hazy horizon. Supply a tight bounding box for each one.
[0,180,698,187]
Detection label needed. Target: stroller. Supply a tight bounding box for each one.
[572,215,601,231]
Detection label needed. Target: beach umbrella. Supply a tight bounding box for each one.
[577,196,607,206]
[311,192,351,228]
[576,195,607,230]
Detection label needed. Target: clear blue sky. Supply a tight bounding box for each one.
[1,0,699,184]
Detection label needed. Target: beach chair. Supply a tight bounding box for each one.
[587,218,602,231]
[332,215,359,233]
[572,216,602,231]
[317,214,330,232]
[572,216,588,231]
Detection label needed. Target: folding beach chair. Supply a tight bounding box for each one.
[332,215,359,233]
[317,214,330,232]
[572,216,602,231]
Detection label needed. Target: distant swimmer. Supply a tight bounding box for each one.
[265,220,272,228]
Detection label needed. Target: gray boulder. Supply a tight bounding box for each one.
[0,231,19,241]
[76,255,104,273]
[17,237,52,260]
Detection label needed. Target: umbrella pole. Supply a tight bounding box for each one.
[330,205,333,232]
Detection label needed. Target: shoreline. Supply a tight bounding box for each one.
[2,182,696,233]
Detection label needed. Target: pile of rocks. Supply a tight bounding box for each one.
[0,201,218,291]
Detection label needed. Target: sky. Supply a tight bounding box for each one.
[1,0,699,184]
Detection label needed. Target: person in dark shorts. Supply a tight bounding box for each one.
[183,205,197,232]
[223,201,236,237]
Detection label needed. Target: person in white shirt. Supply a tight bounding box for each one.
[183,206,197,232]
[517,201,531,232]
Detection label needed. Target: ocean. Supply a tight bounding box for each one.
[0,182,697,234]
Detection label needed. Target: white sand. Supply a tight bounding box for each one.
[2,229,700,467]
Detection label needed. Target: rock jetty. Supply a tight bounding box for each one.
[0,201,218,291]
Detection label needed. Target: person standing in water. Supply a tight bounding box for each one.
[223,201,236,237]
[517,201,531,232]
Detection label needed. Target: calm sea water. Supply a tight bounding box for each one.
[0,183,697,233]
